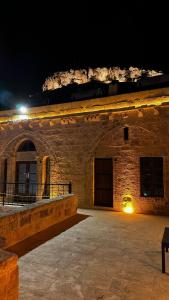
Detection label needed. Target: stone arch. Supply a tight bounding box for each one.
[0,132,48,158]
[0,133,54,196]
[89,123,167,158]
[84,122,168,209]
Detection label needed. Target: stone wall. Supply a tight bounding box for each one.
[0,194,77,300]
[0,249,18,300]
[1,87,169,214]
[0,194,77,248]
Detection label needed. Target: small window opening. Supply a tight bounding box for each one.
[124,127,129,141]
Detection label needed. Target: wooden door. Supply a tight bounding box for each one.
[94,158,113,207]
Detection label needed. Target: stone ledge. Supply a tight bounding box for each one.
[0,194,78,248]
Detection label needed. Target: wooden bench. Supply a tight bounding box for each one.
[161,227,169,273]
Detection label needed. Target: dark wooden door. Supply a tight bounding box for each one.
[94,158,113,207]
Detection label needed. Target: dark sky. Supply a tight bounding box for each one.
[0,2,169,107]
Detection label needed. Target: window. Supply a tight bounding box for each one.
[124,127,129,141]
[140,157,164,197]
[17,140,36,152]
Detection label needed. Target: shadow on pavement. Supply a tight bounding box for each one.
[6,213,89,258]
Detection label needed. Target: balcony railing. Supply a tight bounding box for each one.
[0,182,72,206]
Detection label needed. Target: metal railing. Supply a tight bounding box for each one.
[0,182,72,206]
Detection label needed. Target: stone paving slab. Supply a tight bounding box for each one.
[19,209,169,300]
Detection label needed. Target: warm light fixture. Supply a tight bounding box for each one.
[12,105,29,121]
[123,202,134,214]
[122,195,134,214]
[18,114,29,120]
[18,106,28,114]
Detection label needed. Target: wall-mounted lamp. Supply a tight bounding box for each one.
[18,105,28,114]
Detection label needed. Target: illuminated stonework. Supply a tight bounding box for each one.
[1,86,169,214]
[42,67,163,91]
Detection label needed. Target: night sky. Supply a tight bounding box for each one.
[0,2,169,107]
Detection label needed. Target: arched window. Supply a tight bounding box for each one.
[17,140,36,152]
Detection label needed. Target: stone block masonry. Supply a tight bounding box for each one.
[0,194,77,300]
[1,87,169,214]
[0,194,77,248]
[0,249,18,300]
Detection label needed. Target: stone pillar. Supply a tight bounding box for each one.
[50,158,59,198]
[0,158,5,200]
[0,249,19,300]
[0,159,5,182]
[85,156,94,208]
[36,156,43,200]
[6,155,16,202]
[7,155,16,184]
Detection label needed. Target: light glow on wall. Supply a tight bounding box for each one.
[122,195,134,214]
[18,114,29,120]
[123,202,134,214]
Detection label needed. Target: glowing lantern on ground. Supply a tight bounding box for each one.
[123,202,134,214]
[122,196,134,214]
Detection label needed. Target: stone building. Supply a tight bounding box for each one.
[1,85,169,214]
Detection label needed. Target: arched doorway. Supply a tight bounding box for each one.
[0,133,53,203]
[16,140,37,200]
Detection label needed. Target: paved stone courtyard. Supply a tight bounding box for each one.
[19,209,169,300]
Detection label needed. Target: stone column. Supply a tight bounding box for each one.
[85,156,94,208]
[6,155,16,202]
[0,158,5,201]
[36,156,43,200]
[7,155,16,183]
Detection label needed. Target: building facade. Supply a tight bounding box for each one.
[1,86,169,214]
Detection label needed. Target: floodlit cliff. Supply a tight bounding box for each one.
[42,67,163,91]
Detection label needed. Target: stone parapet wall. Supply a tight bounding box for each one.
[0,249,18,300]
[1,86,169,122]
[0,194,77,248]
